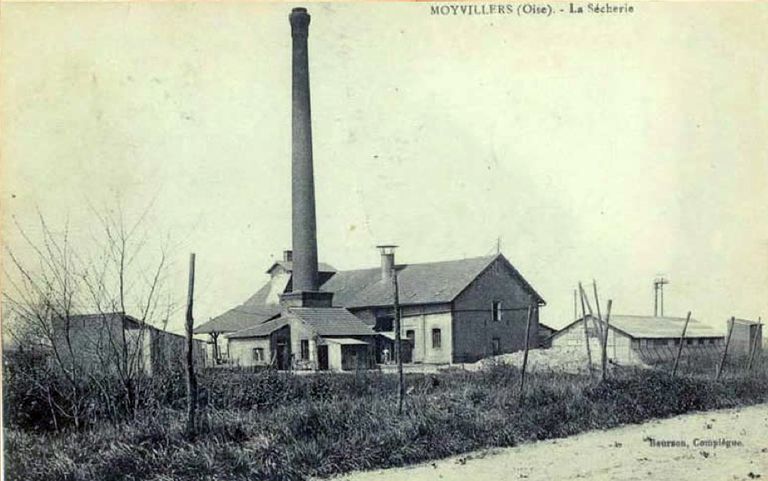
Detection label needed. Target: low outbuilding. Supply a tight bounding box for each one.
[550,314,724,366]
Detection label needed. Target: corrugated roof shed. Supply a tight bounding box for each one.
[559,315,724,339]
[609,315,722,339]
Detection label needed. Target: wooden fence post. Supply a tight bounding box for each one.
[392,269,404,415]
[671,311,692,377]
[601,300,612,381]
[578,284,594,376]
[715,317,735,381]
[747,318,762,372]
[185,253,198,438]
[519,302,534,406]
[592,281,605,342]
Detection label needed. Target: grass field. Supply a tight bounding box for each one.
[4,356,767,481]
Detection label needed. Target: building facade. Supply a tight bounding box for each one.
[196,252,545,368]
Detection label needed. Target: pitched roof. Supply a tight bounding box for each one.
[323,254,544,308]
[225,307,376,339]
[196,253,544,334]
[266,260,336,274]
[289,307,377,336]
[226,316,289,339]
[558,314,724,340]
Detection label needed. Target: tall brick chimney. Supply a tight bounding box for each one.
[281,7,332,308]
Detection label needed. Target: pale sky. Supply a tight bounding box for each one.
[2,2,767,334]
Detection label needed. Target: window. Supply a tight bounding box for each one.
[252,347,264,362]
[431,328,442,349]
[491,337,501,355]
[405,330,415,343]
[300,339,310,360]
[375,315,394,332]
[492,301,502,322]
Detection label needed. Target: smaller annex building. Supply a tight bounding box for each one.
[729,318,763,356]
[226,307,378,371]
[550,314,724,366]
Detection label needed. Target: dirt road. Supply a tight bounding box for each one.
[335,404,768,481]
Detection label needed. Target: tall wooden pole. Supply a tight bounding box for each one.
[715,317,735,381]
[601,300,612,381]
[747,318,762,372]
[392,269,404,415]
[592,281,604,340]
[185,253,198,437]
[671,311,691,377]
[573,288,578,320]
[579,285,593,376]
[580,283,600,341]
[591,282,606,370]
[518,302,534,405]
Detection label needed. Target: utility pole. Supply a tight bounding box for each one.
[392,268,405,415]
[573,288,578,321]
[519,301,534,406]
[496,237,501,255]
[747,317,762,372]
[579,284,594,376]
[715,317,735,381]
[185,253,198,438]
[672,311,692,377]
[653,277,669,316]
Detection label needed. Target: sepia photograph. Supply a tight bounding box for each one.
[1,1,766,480]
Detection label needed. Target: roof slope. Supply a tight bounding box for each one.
[289,307,377,336]
[194,282,281,334]
[322,254,543,308]
[226,307,376,339]
[226,316,289,339]
[267,260,336,274]
[559,315,724,339]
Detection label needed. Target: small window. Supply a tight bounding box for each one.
[252,347,264,362]
[300,339,310,360]
[491,337,501,355]
[686,339,694,345]
[375,315,393,332]
[492,301,502,322]
[431,329,442,349]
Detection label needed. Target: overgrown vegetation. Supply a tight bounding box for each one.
[4,356,767,481]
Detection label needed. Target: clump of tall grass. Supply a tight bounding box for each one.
[4,356,767,481]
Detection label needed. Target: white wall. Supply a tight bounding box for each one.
[550,319,640,366]
[228,337,271,367]
[328,343,343,371]
[401,310,452,364]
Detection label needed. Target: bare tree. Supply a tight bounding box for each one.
[3,202,176,427]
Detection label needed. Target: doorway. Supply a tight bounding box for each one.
[275,341,289,370]
[317,345,329,370]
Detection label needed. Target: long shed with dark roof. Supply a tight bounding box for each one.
[550,314,725,366]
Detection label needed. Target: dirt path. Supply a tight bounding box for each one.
[334,404,768,481]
